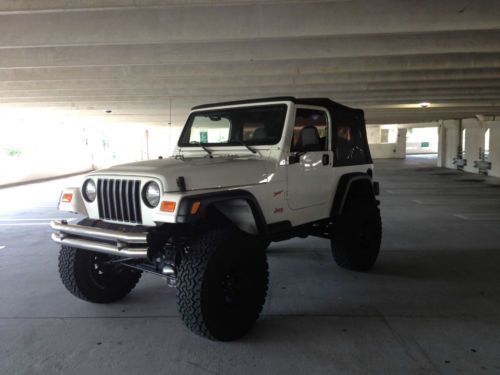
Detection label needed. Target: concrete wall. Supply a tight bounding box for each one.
[406,142,438,154]
[0,121,95,187]
[0,159,93,187]
[367,126,382,144]
[369,128,406,159]
[369,143,398,159]
[0,121,182,187]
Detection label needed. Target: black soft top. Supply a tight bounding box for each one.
[191,96,364,119]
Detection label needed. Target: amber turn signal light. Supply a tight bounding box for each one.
[61,193,73,203]
[160,201,176,212]
[190,201,201,215]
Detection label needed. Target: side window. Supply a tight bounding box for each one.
[334,115,370,165]
[291,108,328,152]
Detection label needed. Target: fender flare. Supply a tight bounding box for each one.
[331,173,375,217]
[176,189,267,234]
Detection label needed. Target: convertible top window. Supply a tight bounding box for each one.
[178,105,287,146]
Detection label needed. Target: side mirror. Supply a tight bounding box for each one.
[289,151,307,164]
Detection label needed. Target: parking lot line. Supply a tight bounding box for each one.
[0,218,76,226]
[0,218,76,222]
[0,223,54,226]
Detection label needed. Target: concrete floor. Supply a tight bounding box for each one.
[1,156,500,374]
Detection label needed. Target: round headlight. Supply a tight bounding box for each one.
[82,179,96,202]
[143,181,161,208]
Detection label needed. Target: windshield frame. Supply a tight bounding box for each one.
[177,104,288,148]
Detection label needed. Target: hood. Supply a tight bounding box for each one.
[89,156,273,192]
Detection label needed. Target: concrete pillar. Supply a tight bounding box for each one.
[437,121,446,167]
[442,119,460,169]
[487,121,500,178]
[462,118,481,174]
[395,128,407,158]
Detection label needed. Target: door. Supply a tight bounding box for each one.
[287,106,335,210]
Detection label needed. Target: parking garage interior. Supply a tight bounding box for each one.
[1,1,500,374]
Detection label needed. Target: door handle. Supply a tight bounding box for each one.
[322,154,329,165]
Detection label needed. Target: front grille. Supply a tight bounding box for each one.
[96,178,142,224]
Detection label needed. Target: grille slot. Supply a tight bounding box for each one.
[97,178,142,224]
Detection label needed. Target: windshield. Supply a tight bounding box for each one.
[178,105,287,147]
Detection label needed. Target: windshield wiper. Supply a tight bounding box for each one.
[233,140,257,154]
[190,141,213,158]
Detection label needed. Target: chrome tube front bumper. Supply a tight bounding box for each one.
[51,220,148,258]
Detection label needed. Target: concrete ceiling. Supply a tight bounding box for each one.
[1,0,500,126]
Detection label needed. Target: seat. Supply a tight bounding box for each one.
[295,126,321,151]
[252,127,268,141]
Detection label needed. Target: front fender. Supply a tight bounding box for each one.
[331,173,376,217]
[176,190,267,235]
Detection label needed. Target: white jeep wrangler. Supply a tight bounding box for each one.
[52,97,381,341]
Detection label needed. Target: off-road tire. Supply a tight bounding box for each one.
[58,246,142,303]
[331,199,382,272]
[177,227,268,341]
